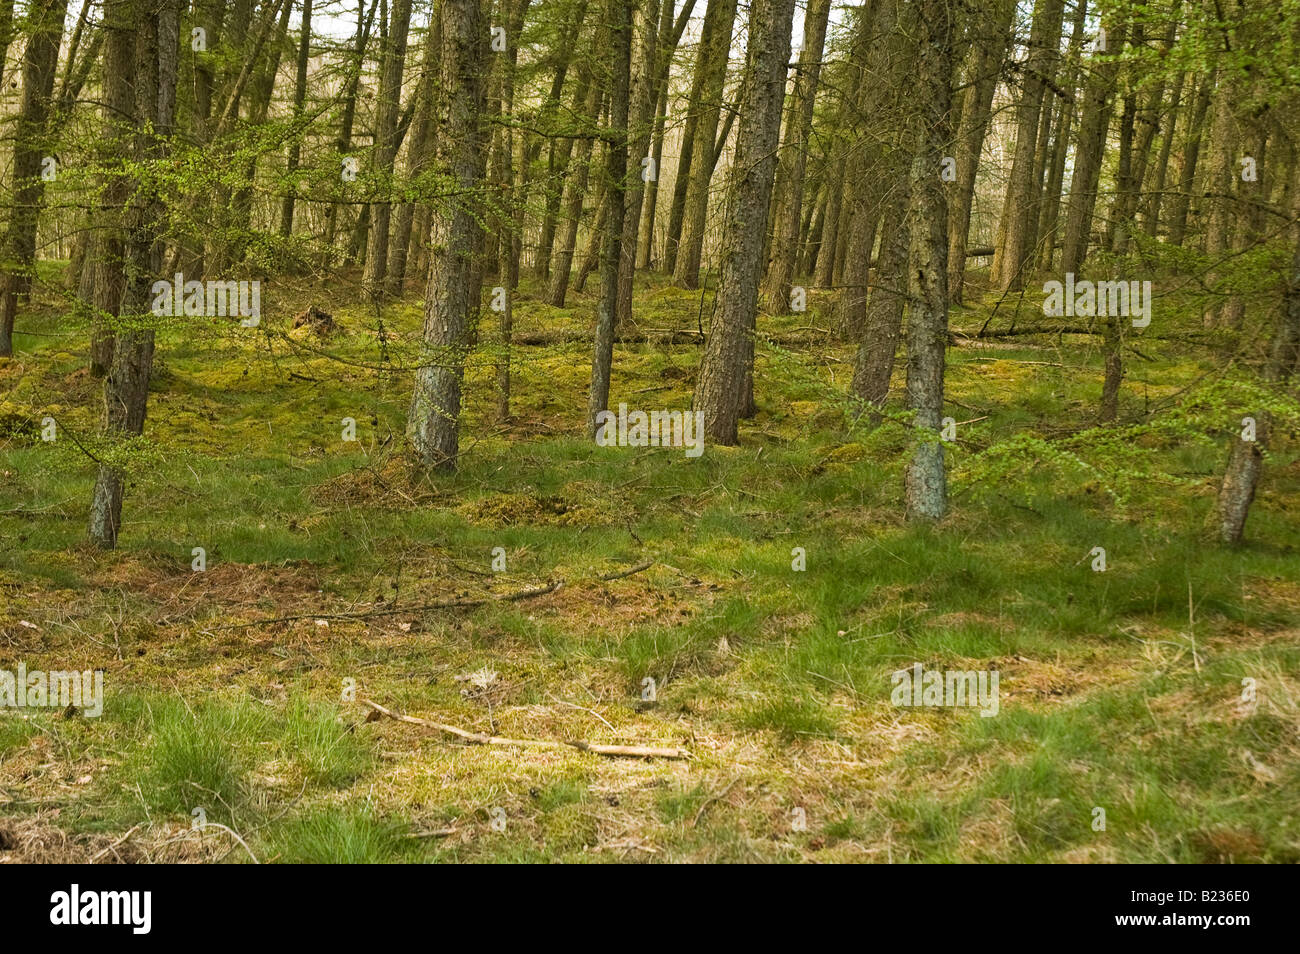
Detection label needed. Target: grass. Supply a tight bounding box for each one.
[0,266,1297,862]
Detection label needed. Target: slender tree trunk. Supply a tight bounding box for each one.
[0,0,68,357]
[389,4,443,295]
[838,0,903,340]
[903,0,954,520]
[672,0,738,289]
[1036,0,1090,272]
[586,0,633,434]
[547,80,602,307]
[574,180,608,294]
[407,0,487,472]
[494,0,533,422]
[1215,164,1300,543]
[663,0,731,276]
[323,0,378,263]
[0,0,14,83]
[1139,71,1184,238]
[89,0,178,548]
[1060,18,1128,275]
[991,0,1065,292]
[533,0,591,279]
[1202,72,1240,327]
[278,0,313,240]
[761,0,832,314]
[1167,73,1213,246]
[363,0,414,295]
[616,0,665,329]
[636,0,696,271]
[947,0,1016,302]
[851,186,910,405]
[815,158,847,287]
[693,0,797,444]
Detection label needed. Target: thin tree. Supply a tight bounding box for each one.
[585,0,632,436]
[903,0,955,520]
[693,0,798,444]
[89,0,180,548]
[0,0,69,357]
[407,0,487,472]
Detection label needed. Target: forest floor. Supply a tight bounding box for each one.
[1,265,1298,862]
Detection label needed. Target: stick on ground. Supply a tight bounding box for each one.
[363,699,688,760]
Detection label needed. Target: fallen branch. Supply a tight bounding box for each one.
[595,560,652,582]
[89,824,141,863]
[363,699,689,760]
[217,560,654,631]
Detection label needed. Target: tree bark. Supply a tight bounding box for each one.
[761,0,832,314]
[278,0,314,240]
[389,3,443,295]
[1060,18,1128,275]
[1215,164,1300,543]
[693,0,797,444]
[585,0,633,435]
[362,0,415,295]
[947,0,1016,302]
[671,0,738,289]
[89,0,179,548]
[903,0,954,520]
[0,0,69,357]
[547,79,602,307]
[991,0,1065,292]
[407,0,487,472]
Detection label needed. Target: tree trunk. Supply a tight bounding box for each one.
[533,0,591,279]
[815,157,847,287]
[616,0,665,329]
[547,80,602,307]
[0,0,68,357]
[903,0,954,520]
[494,0,533,422]
[991,0,1065,292]
[760,0,832,314]
[1214,164,1300,543]
[947,0,1016,302]
[89,0,178,549]
[637,0,696,270]
[0,0,14,83]
[672,0,739,289]
[837,0,902,340]
[362,0,414,296]
[278,0,313,240]
[1060,18,1127,275]
[693,0,797,444]
[323,0,378,263]
[1201,73,1240,327]
[407,0,487,472]
[1139,69,1184,238]
[388,3,442,295]
[1166,73,1213,246]
[586,0,633,435]
[851,187,909,405]
[663,0,732,277]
